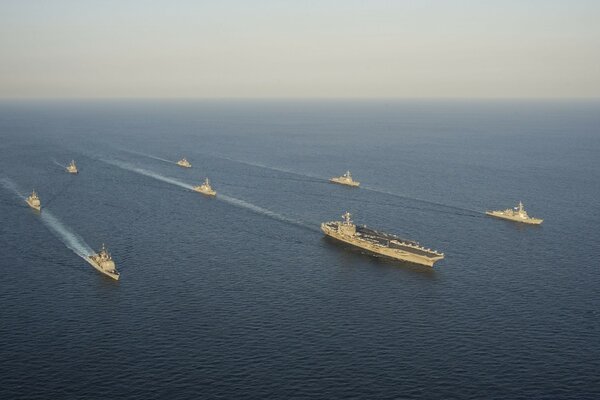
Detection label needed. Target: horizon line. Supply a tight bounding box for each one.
[0,96,599,102]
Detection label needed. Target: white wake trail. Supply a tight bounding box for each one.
[121,149,178,165]
[40,210,94,259]
[1,177,94,260]
[218,194,316,231]
[0,177,26,200]
[210,153,326,181]
[102,159,316,231]
[361,185,484,215]
[52,159,67,169]
[103,159,193,190]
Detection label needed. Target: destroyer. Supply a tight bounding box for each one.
[330,170,359,187]
[87,244,120,280]
[321,212,444,267]
[177,158,192,168]
[26,190,41,211]
[66,160,78,174]
[194,178,216,196]
[486,201,543,225]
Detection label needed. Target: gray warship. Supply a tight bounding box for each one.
[330,170,360,187]
[486,201,543,225]
[321,212,444,267]
[66,160,78,174]
[87,244,120,280]
[26,190,41,211]
[177,158,192,168]
[193,178,216,196]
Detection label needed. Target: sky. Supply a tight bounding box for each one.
[0,0,599,99]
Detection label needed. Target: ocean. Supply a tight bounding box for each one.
[1,99,598,399]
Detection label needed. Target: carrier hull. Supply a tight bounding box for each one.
[322,224,443,267]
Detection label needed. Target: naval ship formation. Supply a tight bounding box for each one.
[321,212,444,267]
[20,150,549,279]
[486,201,543,225]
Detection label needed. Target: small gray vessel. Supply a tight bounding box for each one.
[330,171,360,187]
[87,244,120,280]
[486,201,543,225]
[193,178,216,196]
[26,190,41,211]
[66,160,78,174]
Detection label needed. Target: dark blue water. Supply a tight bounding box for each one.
[1,100,599,399]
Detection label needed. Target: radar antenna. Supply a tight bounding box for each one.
[342,211,352,225]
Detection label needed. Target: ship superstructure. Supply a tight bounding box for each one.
[177,158,192,168]
[330,171,360,187]
[321,212,444,267]
[193,178,216,196]
[26,190,41,211]
[87,244,120,280]
[486,201,543,225]
[66,160,78,174]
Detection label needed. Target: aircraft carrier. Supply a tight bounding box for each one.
[321,212,444,267]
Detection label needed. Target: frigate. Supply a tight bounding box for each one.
[87,244,120,280]
[193,178,216,196]
[486,201,543,225]
[321,212,444,267]
[177,158,192,168]
[330,171,360,187]
[66,160,78,174]
[26,190,41,211]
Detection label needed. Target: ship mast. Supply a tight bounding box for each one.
[342,211,352,225]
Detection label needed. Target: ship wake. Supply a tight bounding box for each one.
[40,211,95,259]
[209,153,326,183]
[197,155,482,216]
[218,194,316,231]
[362,185,484,216]
[0,177,26,201]
[1,177,94,260]
[103,159,193,190]
[52,159,67,169]
[121,149,178,165]
[102,159,315,231]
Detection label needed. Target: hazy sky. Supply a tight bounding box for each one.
[1,0,599,98]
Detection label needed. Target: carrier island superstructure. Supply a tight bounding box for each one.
[321,212,444,267]
[486,201,543,225]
